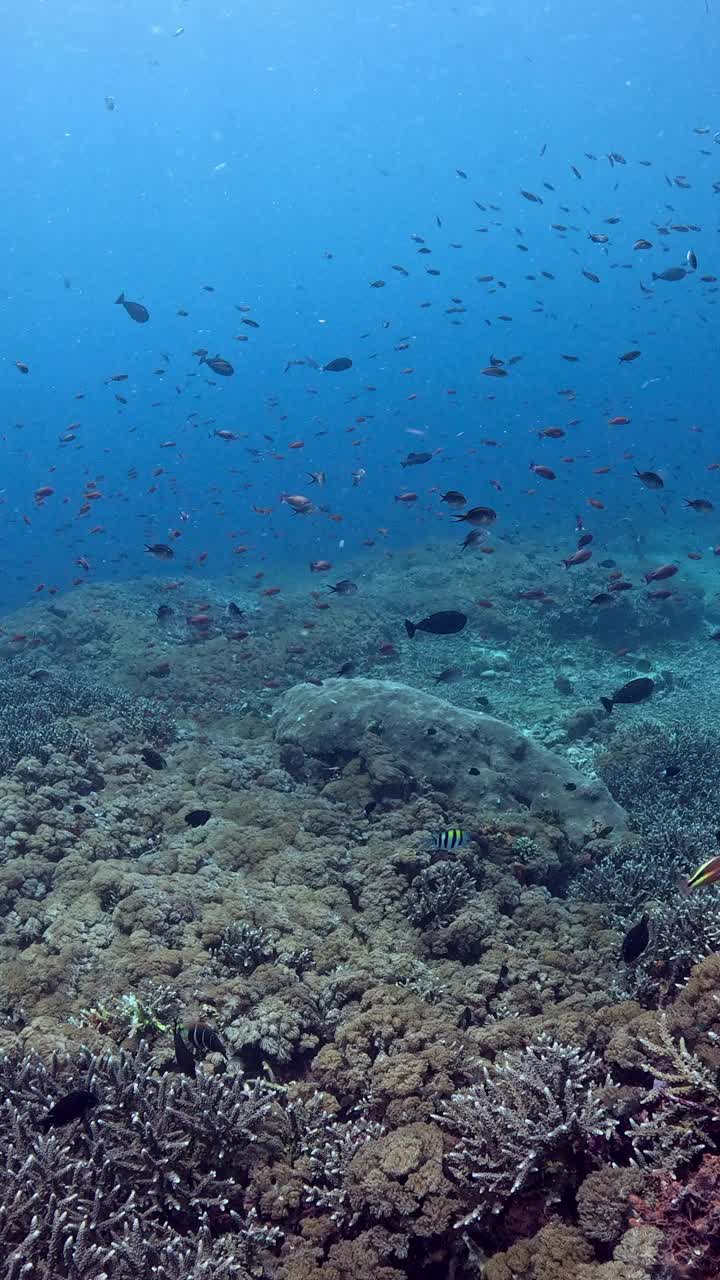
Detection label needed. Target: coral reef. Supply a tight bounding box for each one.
[2,579,720,1279]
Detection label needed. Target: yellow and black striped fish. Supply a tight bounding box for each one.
[432,829,469,851]
[679,854,720,895]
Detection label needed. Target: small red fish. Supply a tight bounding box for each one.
[608,416,631,425]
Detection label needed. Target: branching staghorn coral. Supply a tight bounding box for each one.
[571,728,720,1005]
[211,922,278,974]
[0,1043,281,1278]
[288,1090,384,1229]
[0,659,176,772]
[405,861,477,930]
[597,720,720,837]
[626,1014,720,1174]
[434,1036,619,1227]
[7,1213,279,1280]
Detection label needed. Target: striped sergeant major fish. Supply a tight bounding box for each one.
[431,829,471,852]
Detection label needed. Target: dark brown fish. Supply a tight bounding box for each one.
[115,293,150,323]
[652,267,687,282]
[433,666,464,684]
[622,914,650,964]
[145,543,175,560]
[635,469,664,490]
[459,530,485,551]
[323,357,353,372]
[39,1090,98,1132]
[600,677,654,714]
[186,1022,227,1057]
[197,351,234,377]
[405,610,467,638]
[174,1022,197,1079]
[452,506,497,526]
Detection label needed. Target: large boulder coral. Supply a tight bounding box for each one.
[273,680,626,843]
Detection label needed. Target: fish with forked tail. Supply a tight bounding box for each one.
[600,677,654,714]
[405,610,467,638]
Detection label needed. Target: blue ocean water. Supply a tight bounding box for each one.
[2,0,719,611]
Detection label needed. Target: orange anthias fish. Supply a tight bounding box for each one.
[680,854,720,895]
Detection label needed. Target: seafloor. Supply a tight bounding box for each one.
[2,537,720,1280]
